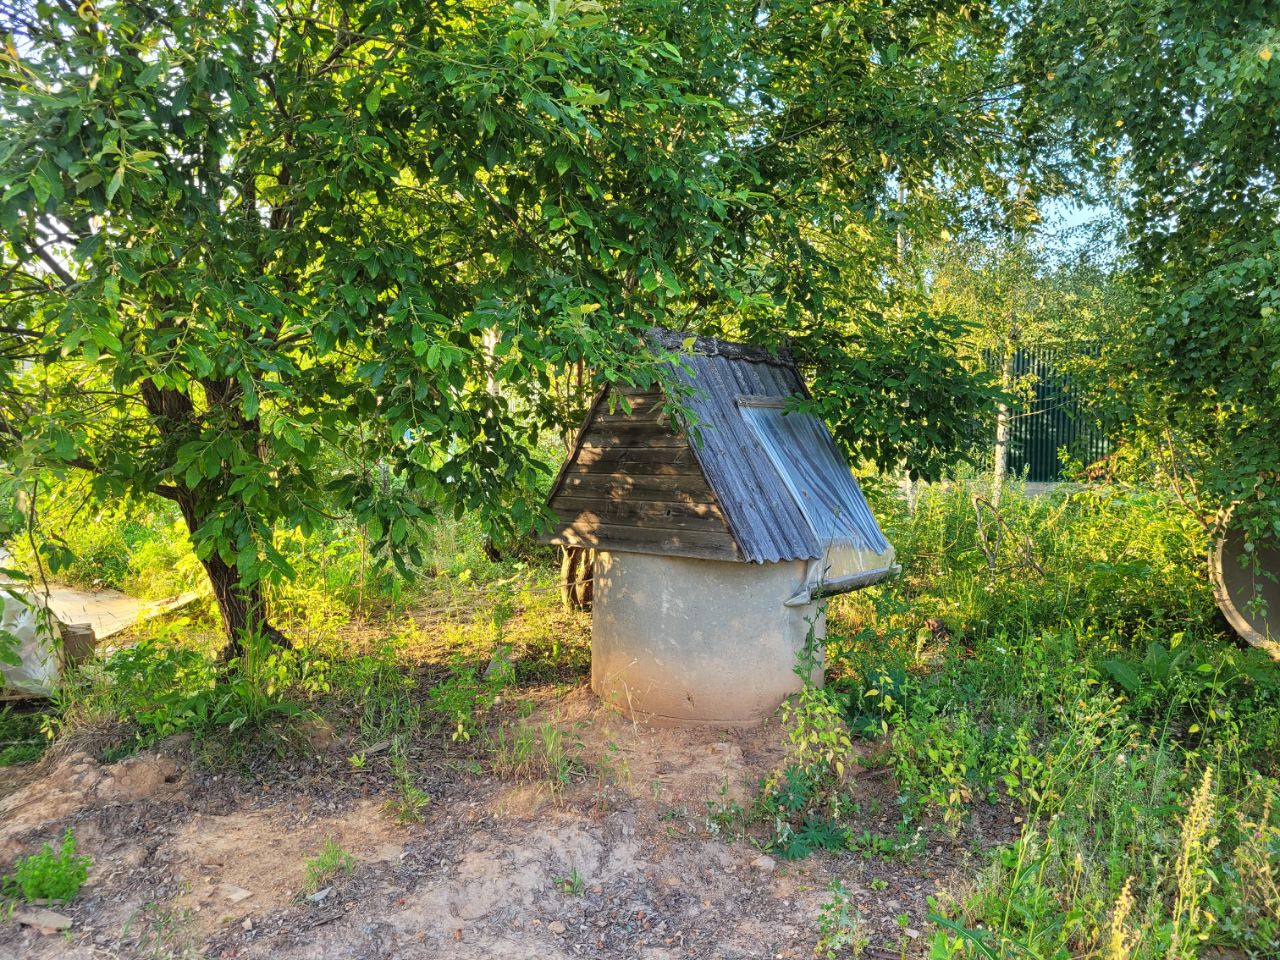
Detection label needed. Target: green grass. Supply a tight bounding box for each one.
[8,475,1275,957]
[0,705,47,766]
[302,838,356,893]
[490,719,586,800]
[845,479,1218,649]
[555,867,585,896]
[10,510,586,786]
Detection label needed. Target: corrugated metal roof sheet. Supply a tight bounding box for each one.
[740,402,892,563]
[648,329,890,565]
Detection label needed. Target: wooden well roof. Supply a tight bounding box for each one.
[544,329,891,565]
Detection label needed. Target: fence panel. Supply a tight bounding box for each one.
[1004,346,1108,483]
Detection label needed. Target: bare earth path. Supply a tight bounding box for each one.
[35,584,199,642]
[0,688,1014,959]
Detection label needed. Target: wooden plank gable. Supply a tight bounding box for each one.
[545,387,741,561]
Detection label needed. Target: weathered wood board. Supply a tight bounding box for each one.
[546,386,739,560]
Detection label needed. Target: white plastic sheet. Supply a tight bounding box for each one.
[0,588,61,697]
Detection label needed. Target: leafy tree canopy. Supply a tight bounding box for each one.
[1,0,1022,645]
[1019,0,1280,541]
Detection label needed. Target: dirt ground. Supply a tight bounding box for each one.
[0,686,1014,959]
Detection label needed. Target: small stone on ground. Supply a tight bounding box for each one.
[14,908,73,932]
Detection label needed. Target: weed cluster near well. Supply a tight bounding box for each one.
[2,481,1277,958]
[820,482,1280,957]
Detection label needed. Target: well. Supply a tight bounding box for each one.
[542,330,896,726]
[591,550,824,724]
[1211,526,1280,659]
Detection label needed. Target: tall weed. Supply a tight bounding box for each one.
[827,482,1279,958]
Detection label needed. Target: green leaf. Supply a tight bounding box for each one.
[236,544,259,578]
[105,167,124,202]
[1102,660,1142,694]
[136,62,163,87]
[280,423,305,451]
[238,373,258,420]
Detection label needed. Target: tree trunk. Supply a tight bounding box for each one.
[138,376,286,660]
[560,546,593,612]
[200,551,285,660]
[992,345,1015,507]
[173,491,285,661]
[574,549,594,610]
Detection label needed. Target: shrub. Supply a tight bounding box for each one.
[754,686,860,858]
[120,518,204,599]
[4,829,92,903]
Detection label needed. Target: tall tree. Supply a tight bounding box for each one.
[1,0,1018,650]
[929,231,1132,500]
[628,0,1033,478]
[1,0,749,650]
[1018,0,1280,542]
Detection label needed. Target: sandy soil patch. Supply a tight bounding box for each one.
[0,685,1014,959]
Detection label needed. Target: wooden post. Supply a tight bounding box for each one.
[560,546,594,611]
[992,343,1015,507]
[560,546,578,609]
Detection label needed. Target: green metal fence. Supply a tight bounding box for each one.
[1003,347,1109,483]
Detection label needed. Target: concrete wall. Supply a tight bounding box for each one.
[591,550,824,725]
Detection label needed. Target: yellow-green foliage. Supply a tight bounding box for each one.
[841,481,1216,644]
[11,503,202,599]
[834,482,1280,959]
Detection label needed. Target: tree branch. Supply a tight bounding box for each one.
[29,243,76,288]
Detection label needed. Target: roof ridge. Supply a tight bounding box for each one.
[646,327,795,369]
